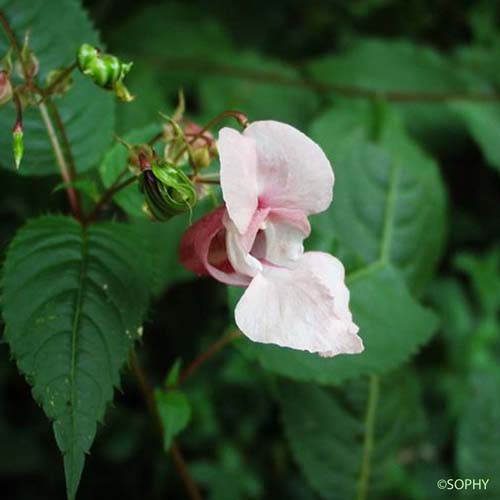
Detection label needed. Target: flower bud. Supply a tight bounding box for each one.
[76,44,134,102]
[184,121,216,170]
[0,70,13,105]
[12,122,23,170]
[191,146,211,169]
[140,162,197,221]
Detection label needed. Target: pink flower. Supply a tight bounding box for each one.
[180,121,363,357]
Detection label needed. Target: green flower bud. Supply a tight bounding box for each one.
[76,44,134,101]
[12,122,23,170]
[140,162,197,221]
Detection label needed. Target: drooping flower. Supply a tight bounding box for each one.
[179,120,363,357]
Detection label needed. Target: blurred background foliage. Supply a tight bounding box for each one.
[0,0,499,499]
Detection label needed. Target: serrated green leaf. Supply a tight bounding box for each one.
[0,0,115,176]
[1,216,150,499]
[456,371,500,499]
[310,103,447,293]
[278,371,424,500]
[155,389,191,451]
[232,264,437,385]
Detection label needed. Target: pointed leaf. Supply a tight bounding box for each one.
[2,216,150,499]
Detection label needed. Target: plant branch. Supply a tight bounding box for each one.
[0,11,81,219]
[178,330,241,385]
[148,56,500,103]
[356,374,380,500]
[130,351,203,500]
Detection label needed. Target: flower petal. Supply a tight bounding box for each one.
[244,121,334,214]
[179,206,250,286]
[235,252,362,356]
[224,208,269,277]
[263,209,310,267]
[219,127,258,234]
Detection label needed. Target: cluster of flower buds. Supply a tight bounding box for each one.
[138,153,197,221]
[76,44,134,102]
[1,51,23,169]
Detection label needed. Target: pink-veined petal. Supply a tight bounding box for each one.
[219,127,258,234]
[234,252,363,356]
[244,121,334,214]
[179,206,250,286]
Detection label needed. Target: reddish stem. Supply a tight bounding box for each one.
[178,330,241,385]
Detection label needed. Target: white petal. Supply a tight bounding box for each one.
[244,121,334,215]
[263,209,311,267]
[225,218,262,278]
[235,252,362,356]
[300,252,358,333]
[219,127,258,234]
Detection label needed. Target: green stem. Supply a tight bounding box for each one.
[357,374,380,500]
[39,102,81,219]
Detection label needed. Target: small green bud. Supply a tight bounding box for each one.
[0,70,13,105]
[12,122,24,170]
[191,146,211,169]
[76,44,134,101]
[140,162,197,221]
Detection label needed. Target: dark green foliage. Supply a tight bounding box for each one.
[456,371,500,499]
[278,371,425,499]
[0,0,499,499]
[1,216,150,499]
